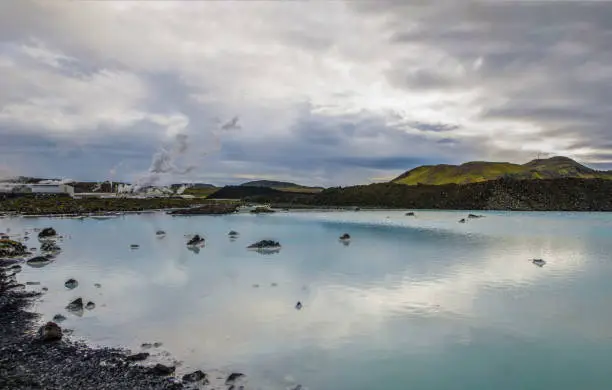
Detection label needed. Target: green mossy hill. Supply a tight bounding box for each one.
[182,187,219,197]
[310,178,612,211]
[0,195,203,215]
[392,156,612,185]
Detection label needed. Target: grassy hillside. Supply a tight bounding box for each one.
[182,187,219,197]
[392,156,612,185]
[240,180,324,193]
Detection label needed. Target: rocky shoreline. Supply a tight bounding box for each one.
[0,195,209,216]
[0,235,251,390]
[0,268,185,390]
[0,265,248,389]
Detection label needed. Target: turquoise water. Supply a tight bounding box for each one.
[3,210,612,389]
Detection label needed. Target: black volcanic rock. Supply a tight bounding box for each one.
[126,352,149,362]
[307,178,612,211]
[0,239,28,257]
[247,240,281,249]
[38,228,57,239]
[226,372,245,384]
[150,364,175,376]
[64,279,78,289]
[182,370,206,383]
[41,241,61,252]
[187,235,205,246]
[169,203,238,215]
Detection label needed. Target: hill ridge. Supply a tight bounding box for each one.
[392,156,611,186]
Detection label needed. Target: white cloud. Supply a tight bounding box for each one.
[0,1,611,183]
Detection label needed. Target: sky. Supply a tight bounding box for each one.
[1,1,611,187]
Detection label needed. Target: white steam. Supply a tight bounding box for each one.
[38,178,75,185]
[114,115,240,194]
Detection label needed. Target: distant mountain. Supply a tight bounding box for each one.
[170,183,216,190]
[240,180,301,188]
[392,156,612,185]
[207,185,316,203]
[240,180,324,193]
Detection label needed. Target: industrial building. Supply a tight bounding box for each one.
[0,183,75,196]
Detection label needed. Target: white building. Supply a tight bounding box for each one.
[29,183,75,196]
[0,184,32,193]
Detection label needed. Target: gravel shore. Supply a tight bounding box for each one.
[0,268,184,390]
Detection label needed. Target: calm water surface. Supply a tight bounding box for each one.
[3,210,612,390]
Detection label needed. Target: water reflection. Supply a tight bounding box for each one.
[6,211,612,390]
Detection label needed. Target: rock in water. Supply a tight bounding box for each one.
[226,373,245,384]
[405,212,416,216]
[532,258,546,267]
[94,283,102,288]
[38,227,57,239]
[150,364,175,375]
[38,321,62,342]
[186,235,205,246]
[85,301,96,310]
[126,352,149,362]
[228,230,239,237]
[458,218,466,223]
[339,233,351,241]
[40,241,61,252]
[156,230,166,236]
[52,314,67,323]
[66,298,84,312]
[468,214,484,219]
[247,240,281,250]
[130,244,139,249]
[153,342,163,348]
[26,256,54,268]
[182,370,206,382]
[64,278,78,289]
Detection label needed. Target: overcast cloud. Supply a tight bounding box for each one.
[0,1,611,186]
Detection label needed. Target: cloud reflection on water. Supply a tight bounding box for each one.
[8,211,612,388]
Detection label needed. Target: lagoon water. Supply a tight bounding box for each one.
[4,210,612,389]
